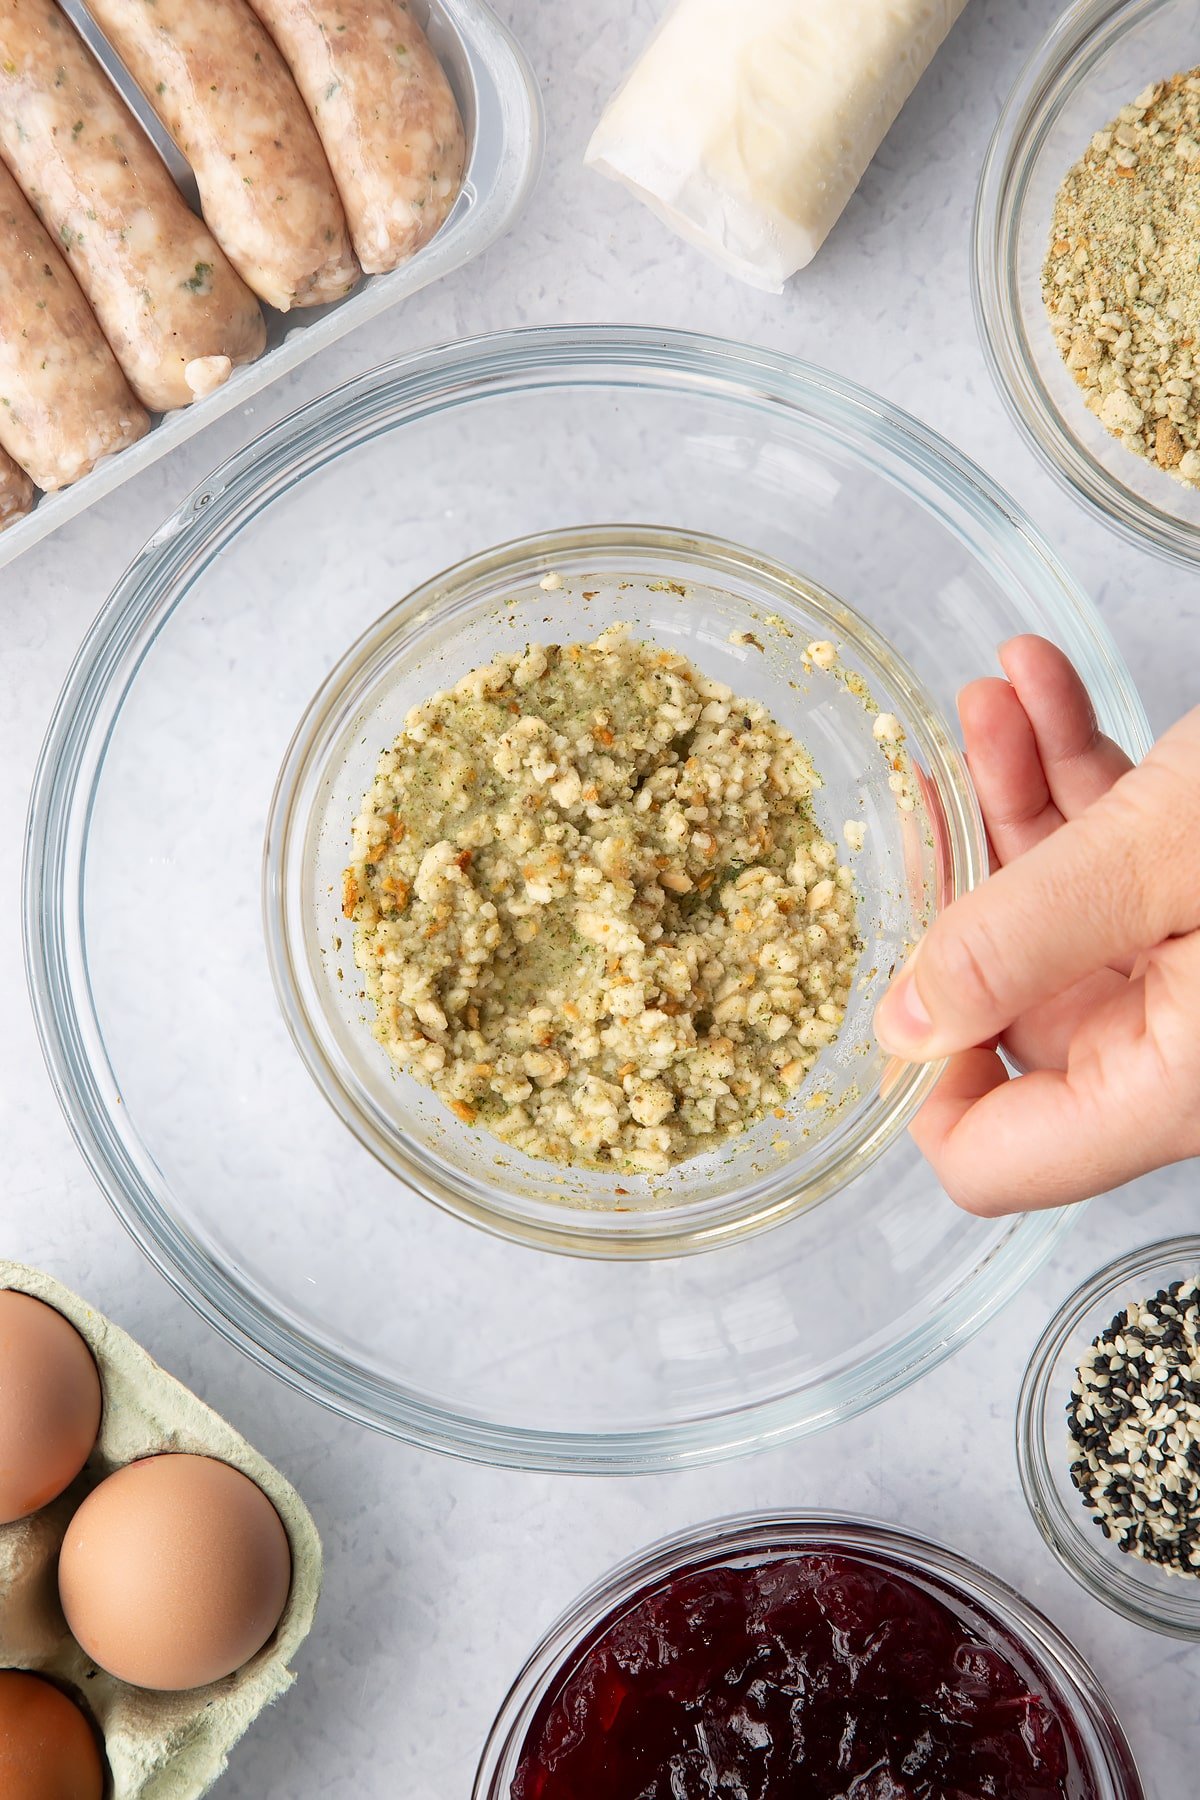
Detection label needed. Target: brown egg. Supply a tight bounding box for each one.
[58,1453,292,1691]
[0,1671,105,1800]
[0,1291,102,1525]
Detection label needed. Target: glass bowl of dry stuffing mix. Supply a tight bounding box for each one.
[974,0,1200,564]
[1019,1238,1200,1638]
[268,524,979,1256]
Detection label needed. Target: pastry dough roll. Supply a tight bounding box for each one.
[586,0,970,291]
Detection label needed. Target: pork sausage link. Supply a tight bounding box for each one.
[247,0,466,275]
[0,159,149,490]
[0,445,35,528]
[0,0,265,411]
[84,0,360,310]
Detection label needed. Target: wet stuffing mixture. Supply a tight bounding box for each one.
[343,625,859,1173]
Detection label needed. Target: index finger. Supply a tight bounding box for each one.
[874,714,1200,1060]
[997,636,1134,820]
[958,638,1134,868]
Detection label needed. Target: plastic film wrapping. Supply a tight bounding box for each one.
[586,0,969,291]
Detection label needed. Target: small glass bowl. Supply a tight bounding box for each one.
[266,524,978,1258]
[473,1511,1144,1798]
[1018,1237,1200,1638]
[973,0,1200,565]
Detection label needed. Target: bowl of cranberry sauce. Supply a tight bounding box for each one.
[475,1514,1143,1800]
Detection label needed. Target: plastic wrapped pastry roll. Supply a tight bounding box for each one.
[0,447,35,530]
[246,0,467,275]
[0,0,266,411]
[84,0,361,310]
[0,160,150,491]
[585,0,970,292]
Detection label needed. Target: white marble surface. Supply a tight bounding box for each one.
[1,0,1197,1793]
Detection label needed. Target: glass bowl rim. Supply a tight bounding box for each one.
[263,519,983,1260]
[22,323,1148,1467]
[1017,1234,1200,1639]
[472,1507,1145,1799]
[972,0,1200,568]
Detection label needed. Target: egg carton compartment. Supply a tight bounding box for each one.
[0,1261,322,1800]
[0,0,540,572]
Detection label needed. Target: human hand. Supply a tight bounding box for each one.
[873,635,1200,1215]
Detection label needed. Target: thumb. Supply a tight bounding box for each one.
[874,720,1200,1061]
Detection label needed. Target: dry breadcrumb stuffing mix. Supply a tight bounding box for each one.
[343,625,860,1174]
[1045,70,1200,485]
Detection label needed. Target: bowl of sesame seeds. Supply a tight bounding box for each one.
[1018,1237,1200,1638]
[974,0,1200,565]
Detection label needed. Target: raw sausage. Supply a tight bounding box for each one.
[0,160,149,491]
[247,0,466,275]
[0,0,265,409]
[0,447,35,529]
[84,0,361,311]
[246,0,466,274]
[0,0,265,411]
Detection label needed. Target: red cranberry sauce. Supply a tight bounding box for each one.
[513,1553,1097,1800]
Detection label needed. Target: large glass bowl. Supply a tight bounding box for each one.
[24,327,1152,1471]
[268,522,978,1257]
[974,0,1200,565]
[473,1512,1144,1798]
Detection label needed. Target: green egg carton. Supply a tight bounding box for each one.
[0,1261,322,1798]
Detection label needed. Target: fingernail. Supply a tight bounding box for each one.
[875,959,933,1057]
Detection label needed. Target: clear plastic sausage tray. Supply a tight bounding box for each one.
[0,0,540,572]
